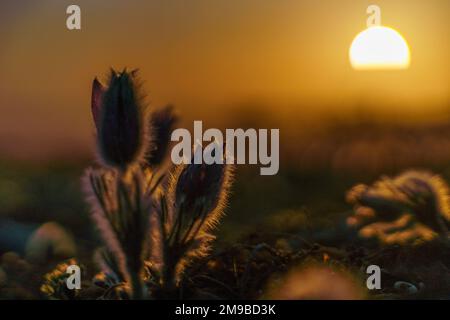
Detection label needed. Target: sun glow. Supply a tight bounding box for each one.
[349,26,410,70]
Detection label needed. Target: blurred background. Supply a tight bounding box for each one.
[0,0,449,247]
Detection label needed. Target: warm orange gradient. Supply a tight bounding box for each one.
[0,0,448,160]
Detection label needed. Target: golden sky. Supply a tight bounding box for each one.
[0,0,449,159]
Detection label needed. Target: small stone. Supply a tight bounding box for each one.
[394,281,418,295]
[25,222,76,264]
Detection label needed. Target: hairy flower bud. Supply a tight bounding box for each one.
[175,162,227,217]
[145,105,178,167]
[162,157,233,283]
[91,69,149,169]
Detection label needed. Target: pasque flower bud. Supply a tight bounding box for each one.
[160,151,233,285]
[91,69,149,169]
[174,146,233,224]
[175,162,227,218]
[145,105,178,167]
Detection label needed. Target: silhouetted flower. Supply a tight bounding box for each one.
[175,162,228,220]
[91,69,150,169]
[156,152,234,289]
[145,105,178,167]
[83,70,235,299]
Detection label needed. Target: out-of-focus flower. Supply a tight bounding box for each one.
[265,265,365,300]
[346,170,450,245]
[25,222,76,264]
[145,105,178,167]
[91,69,150,169]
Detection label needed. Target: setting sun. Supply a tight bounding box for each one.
[349,26,410,70]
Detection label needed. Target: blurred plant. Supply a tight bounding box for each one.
[346,170,450,245]
[40,259,82,300]
[83,69,233,299]
[145,104,178,167]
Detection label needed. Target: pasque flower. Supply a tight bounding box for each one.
[145,105,178,167]
[91,69,149,169]
[83,69,235,299]
[156,150,234,288]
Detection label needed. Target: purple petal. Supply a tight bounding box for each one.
[91,78,105,130]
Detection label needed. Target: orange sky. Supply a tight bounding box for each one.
[0,0,449,160]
